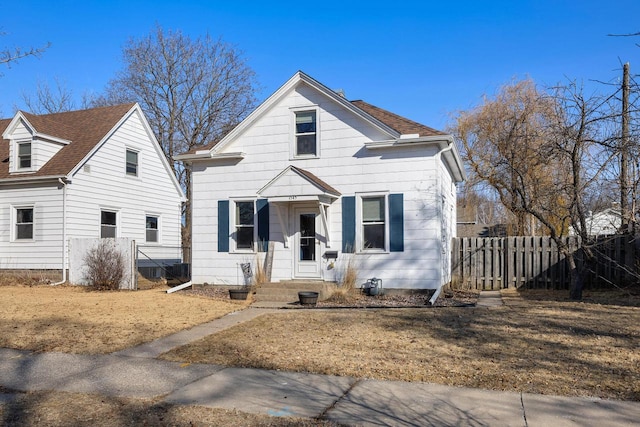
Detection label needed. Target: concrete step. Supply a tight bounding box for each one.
[254,281,337,302]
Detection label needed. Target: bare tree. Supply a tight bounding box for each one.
[454,79,618,299]
[0,30,49,72]
[99,26,259,256]
[21,78,76,114]
[454,79,561,235]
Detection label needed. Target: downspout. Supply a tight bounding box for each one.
[52,178,68,285]
[429,140,456,305]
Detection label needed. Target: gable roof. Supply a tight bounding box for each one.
[0,103,136,180]
[258,165,341,201]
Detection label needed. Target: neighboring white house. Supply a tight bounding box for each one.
[176,71,465,291]
[0,103,185,282]
[569,207,622,237]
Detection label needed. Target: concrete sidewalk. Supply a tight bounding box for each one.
[1,304,638,426]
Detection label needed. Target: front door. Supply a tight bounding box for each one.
[294,207,321,278]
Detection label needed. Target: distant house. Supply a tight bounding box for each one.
[0,103,185,282]
[176,71,465,292]
[572,207,622,237]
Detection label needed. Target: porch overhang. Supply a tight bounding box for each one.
[258,166,341,248]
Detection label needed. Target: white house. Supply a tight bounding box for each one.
[176,71,465,292]
[569,207,622,237]
[0,103,185,283]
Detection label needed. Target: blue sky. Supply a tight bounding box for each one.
[0,0,638,130]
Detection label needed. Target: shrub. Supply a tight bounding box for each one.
[83,239,127,291]
[326,255,360,304]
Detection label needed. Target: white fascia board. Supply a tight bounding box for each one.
[174,151,245,162]
[2,112,33,139]
[0,174,70,186]
[209,71,400,156]
[365,135,466,182]
[33,132,71,145]
[130,104,186,201]
[296,72,400,139]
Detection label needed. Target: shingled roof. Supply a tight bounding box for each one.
[0,103,136,180]
[350,100,446,137]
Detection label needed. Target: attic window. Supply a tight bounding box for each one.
[18,142,32,169]
[126,149,138,176]
[295,111,317,156]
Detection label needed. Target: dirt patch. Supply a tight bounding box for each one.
[0,284,247,354]
[162,289,640,401]
[0,391,336,426]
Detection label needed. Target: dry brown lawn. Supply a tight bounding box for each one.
[162,288,640,401]
[0,284,247,354]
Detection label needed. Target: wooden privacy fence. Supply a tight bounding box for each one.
[451,235,638,290]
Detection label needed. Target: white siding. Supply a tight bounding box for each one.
[66,109,182,253]
[190,82,457,290]
[0,108,184,273]
[0,183,63,269]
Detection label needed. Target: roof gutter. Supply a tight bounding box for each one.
[0,175,70,186]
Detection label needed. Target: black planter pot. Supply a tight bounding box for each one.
[229,289,250,300]
[298,291,319,306]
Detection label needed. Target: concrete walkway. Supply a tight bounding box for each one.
[1,303,638,426]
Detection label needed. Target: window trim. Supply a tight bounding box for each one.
[290,106,320,159]
[356,192,389,253]
[125,148,139,177]
[100,209,119,238]
[13,205,35,241]
[232,199,256,252]
[145,214,160,243]
[17,140,33,171]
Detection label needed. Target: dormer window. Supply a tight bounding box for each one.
[295,110,317,156]
[18,142,32,169]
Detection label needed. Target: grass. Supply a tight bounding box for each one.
[161,288,640,401]
[0,284,247,354]
[1,283,638,425]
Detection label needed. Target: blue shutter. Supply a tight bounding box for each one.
[389,193,404,252]
[218,200,229,252]
[342,196,356,253]
[256,199,269,252]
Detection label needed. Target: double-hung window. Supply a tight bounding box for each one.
[362,196,386,250]
[126,149,138,176]
[146,215,159,243]
[101,210,117,238]
[15,207,34,240]
[18,142,32,169]
[294,110,317,156]
[235,201,255,250]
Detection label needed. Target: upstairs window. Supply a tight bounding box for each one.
[362,196,386,250]
[101,210,117,238]
[295,111,317,156]
[235,201,255,250]
[18,142,32,169]
[16,207,34,240]
[146,215,159,243]
[126,149,138,176]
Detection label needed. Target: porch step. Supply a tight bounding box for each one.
[254,281,337,302]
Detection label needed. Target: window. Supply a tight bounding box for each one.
[362,196,386,250]
[295,111,317,156]
[146,215,159,242]
[126,149,138,176]
[235,201,254,250]
[16,207,34,240]
[101,210,117,238]
[18,142,32,169]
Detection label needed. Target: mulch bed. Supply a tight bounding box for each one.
[182,285,478,307]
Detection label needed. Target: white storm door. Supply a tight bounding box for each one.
[294,208,321,278]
